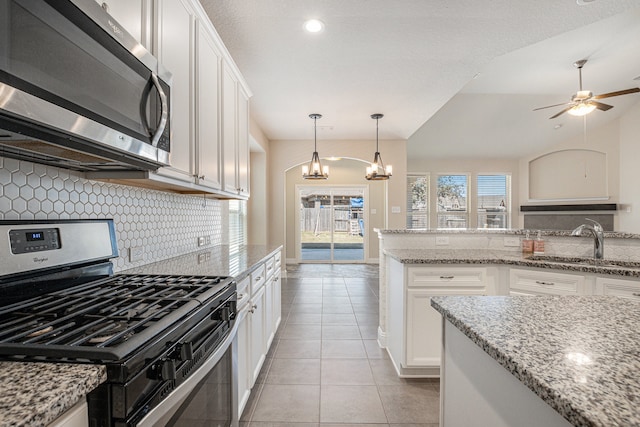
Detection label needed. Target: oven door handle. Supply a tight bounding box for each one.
[136,320,238,427]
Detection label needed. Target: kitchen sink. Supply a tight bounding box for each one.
[526,255,640,269]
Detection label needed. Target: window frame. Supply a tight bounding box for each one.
[406,173,430,229]
[436,173,469,229]
[476,173,511,229]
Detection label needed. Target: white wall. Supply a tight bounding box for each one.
[248,118,269,245]
[618,101,640,233]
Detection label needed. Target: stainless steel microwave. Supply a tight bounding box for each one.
[0,0,171,171]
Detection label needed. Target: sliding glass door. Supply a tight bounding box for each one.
[298,186,365,263]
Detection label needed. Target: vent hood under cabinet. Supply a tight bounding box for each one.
[0,0,172,172]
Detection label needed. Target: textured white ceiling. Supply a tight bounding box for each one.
[200,0,640,158]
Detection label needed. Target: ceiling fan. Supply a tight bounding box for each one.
[534,59,640,119]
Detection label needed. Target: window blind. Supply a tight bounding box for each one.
[406,174,429,229]
[477,174,510,229]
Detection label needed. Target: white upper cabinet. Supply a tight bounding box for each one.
[195,23,222,190]
[154,0,195,183]
[91,0,251,199]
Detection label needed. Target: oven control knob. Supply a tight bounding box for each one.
[178,342,194,361]
[151,359,176,381]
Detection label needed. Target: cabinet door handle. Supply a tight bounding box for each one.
[535,280,555,286]
[440,276,454,280]
[150,72,168,147]
[254,276,262,282]
[252,303,258,309]
[632,293,640,297]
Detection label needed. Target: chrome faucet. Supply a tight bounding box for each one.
[571,218,604,259]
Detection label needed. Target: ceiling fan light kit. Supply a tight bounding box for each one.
[365,113,392,181]
[534,59,640,119]
[302,113,329,180]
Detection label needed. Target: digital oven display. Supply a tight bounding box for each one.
[26,231,45,241]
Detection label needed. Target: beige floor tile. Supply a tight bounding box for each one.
[266,358,321,384]
[320,385,387,423]
[252,384,320,422]
[378,384,440,424]
[321,339,367,359]
[351,303,379,314]
[322,304,354,314]
[322,296,352,305]
[322,313,358,325]
[369,359,410,385]
[249,423,320,427]
[289,303,323,314]
[363,340,389,359]
[295,295,324,304]
[320,359,375,385]
[280,324,321,340]
[287,313,322,324]
[355,312,381,326]
[321,325,361,340]
[274,340,321,359]
[358,324,379,339]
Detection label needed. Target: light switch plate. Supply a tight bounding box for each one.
[391,206,401,214]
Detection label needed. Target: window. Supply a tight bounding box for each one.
[437,174,468,228]
[228,200,247,253]
[477,174,510,229]
[407,174,429,229]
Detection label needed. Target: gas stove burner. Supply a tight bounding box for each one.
[25,324,54,338]
[86,321,133,344]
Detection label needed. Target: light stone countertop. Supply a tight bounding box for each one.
[1,244,281,427]
[377,228,640,239]
[384,248,640,278]
[431,295,640,427]
[0,362,106,427]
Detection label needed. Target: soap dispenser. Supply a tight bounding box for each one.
[533,230,545,255]
[522,230,533,256]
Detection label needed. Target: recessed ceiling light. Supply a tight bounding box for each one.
[304,19,324,33]
[554,124,563,130]
[576,0,596,5]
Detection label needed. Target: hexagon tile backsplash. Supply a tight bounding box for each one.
[0,156,230,271]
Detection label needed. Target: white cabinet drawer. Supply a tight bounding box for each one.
[265,256,276,279]
[408,266,486,291]
[251,263,267,294]
[509,268,585,296]
[237,275,251,309]
[274,251,282,269]
[595,276,640,300]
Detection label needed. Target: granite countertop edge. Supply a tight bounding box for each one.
[384,248,640,278]
[376,229,640,239]
[429,297,622,427]
[0,362,106,427]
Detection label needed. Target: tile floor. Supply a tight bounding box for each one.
[240,264,440,427]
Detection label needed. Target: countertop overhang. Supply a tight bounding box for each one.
[431,295,640,427]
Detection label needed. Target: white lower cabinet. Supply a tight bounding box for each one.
[595,276,640,299]
[387,259,496,377]
[234,276,251,418]
[236,249,282,418]
[509,268,585,296]
[47,400,88,427]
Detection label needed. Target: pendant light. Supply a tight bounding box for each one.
[365,113,392,180]
[302,113,329,179]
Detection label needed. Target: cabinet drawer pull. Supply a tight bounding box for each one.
[535,280,555,286]
[440,276,454,280]
[237,293,247,300]
[252,303,258,309]
[254,276,262,282]
[632,293,640,297]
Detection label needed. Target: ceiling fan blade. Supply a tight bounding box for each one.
[549,106,573,119]
[593,87,640,99]
[533,102,571,111]
[591,101,614,111]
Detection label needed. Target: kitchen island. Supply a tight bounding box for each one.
[431,295,640,427]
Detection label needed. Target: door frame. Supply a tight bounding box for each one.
[295,184,369,264]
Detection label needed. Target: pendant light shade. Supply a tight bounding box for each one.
[365,113,392,180]
[302,113,329,179]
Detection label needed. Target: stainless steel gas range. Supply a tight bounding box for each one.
[0,219,237,427]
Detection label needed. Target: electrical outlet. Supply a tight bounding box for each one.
[504,237,520,247]
[129,246,144,262]
[197,235,211,247]
[435,236,449,246]
[197,251,211,264]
